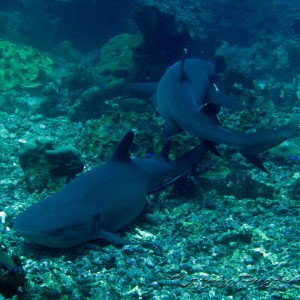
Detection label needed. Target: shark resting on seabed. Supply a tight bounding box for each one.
[14,131,208,248]
[13,57,299,249]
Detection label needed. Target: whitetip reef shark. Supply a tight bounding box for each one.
[14,131,208,248]
[128,55,299,172]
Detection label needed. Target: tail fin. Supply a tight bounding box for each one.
[149,142,208,194]
[239,126,299,172]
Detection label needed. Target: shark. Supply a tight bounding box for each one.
[14,131,208,248]
[128,56,299,172]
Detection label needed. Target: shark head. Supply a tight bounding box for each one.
[13,131,147,248]
[13,189,103,248]
[14,220,92,248]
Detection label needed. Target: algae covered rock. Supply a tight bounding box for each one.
[50,40,82,63]
[201,166,274,199]
[98,33,142,89]
[19,137,84,191]
[69,86,105,121]
[269,140,300,160]
[0,40,53,90]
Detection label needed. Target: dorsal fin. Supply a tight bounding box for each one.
[158,140,172,162]
[110,131,134,163]
[180,48,188,83]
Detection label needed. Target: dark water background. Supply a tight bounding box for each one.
[0,0,299,52]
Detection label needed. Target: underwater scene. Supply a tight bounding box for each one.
[0,0,299,299]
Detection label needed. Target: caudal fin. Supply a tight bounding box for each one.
[239,126,299,172]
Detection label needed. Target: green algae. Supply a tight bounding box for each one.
[99,33,142,76]
[0,40,53,90]
[203,167,231,180]
[98,33,142,90]
[18,137,83,191]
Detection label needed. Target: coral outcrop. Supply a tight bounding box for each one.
[0,40,53,90]
[98,33,142,89]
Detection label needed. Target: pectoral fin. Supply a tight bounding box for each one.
[98,229,132,245]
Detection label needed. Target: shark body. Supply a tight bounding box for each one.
[14,131,207,248]
[129,58,299,172]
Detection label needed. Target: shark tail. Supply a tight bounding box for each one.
[147,142,208,194]
[238,125,299,173]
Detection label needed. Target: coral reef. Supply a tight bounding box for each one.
[78,104,161,163]
[49,40,83,63]
[132,5,191,80]
[0,97,299,299]
[0,40,53,90]
[41,36,144,120]
[0,1,299,299]
[98,33,142,87]
[68,87,105,121]
[137,0,214,40]
[19,137,84,191]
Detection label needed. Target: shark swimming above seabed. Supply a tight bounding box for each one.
[14,131,208,248]
[127,55,300,172]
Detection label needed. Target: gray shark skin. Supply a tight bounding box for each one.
[129,58,299,172]
[14,131,208,248]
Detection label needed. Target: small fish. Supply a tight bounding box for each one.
[288,155,298,161]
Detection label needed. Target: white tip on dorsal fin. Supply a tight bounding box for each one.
[110,131,134,163]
